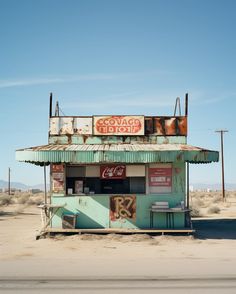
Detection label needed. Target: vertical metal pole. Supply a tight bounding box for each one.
[55,101,59,116]
[44,164,47,204]
[145,164,149,195]
[174,97,181,116]
[186,163,189,208]
[220,131,225,201]
[8,167,11,195]
[49,93,53,118]
[215,130,228,201]
[185,93,189,208]
[185,93,188,116]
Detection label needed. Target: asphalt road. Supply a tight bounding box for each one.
[1,277,236,294]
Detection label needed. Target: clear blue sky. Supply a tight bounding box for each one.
[0,0,235,186]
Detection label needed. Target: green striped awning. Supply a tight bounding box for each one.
[15,144,219,166]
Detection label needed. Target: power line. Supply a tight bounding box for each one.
[59,106,66,116]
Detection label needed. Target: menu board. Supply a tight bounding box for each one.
[149,167,172,193]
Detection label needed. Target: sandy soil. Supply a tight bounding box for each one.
[1,192,236,279]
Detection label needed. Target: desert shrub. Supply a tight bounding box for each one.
[16,194,30,205]
[199,193,207,199]
[212,195,222,203]
[190,205,201,217]
[190,192,207,203]
[207,205,221,214]
[27,195,43,206]
[0,195,13,206]
[192,198,205,208]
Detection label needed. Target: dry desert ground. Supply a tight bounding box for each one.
[0,191,236,281]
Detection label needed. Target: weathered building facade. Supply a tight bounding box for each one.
[16,94,219,235]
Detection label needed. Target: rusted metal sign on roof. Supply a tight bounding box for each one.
[94,116,144,136]
[49,117,73,135]
[49,117,92,135]
[49,116,186,136]
[74,117,92,135]
[154,117,187,136]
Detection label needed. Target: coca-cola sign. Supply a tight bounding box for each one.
[94,116,144,136]
[100,165,126,179]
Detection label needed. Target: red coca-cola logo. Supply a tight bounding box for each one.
[100,165,126,179]
[95,116,142,134]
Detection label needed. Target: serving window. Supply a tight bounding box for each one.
[65,164,145,195]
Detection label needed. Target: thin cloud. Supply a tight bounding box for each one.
[0,75,112,88]
[0,70,169,89]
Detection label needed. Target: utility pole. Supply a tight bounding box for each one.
[215,130,228,201]
[8,167,11,195]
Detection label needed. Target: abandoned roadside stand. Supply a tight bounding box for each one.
[16,94,219,236]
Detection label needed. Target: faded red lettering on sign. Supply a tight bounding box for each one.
[94,116,144,135]
[149,168,172,187]
[100,165,126,179]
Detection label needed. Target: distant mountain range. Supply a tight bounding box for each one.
[0,180,47,191]
[0,179,236,191]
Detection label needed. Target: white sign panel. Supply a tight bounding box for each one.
[49,117,60,135]
[59,117,74,135]
[74,117,92,135]
[49,117,73,135]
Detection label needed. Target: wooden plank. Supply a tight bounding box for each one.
[44,228,195,234]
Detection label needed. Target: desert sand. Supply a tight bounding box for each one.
[1,191,236,280]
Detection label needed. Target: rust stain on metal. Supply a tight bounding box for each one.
[178,117,187,135]
[82,135,89,144]
[110,195,136,221]
[154,117,187,136]
[66,134,72,144]
[176,152,183,161]
[144,117,154,134]
[155,117,166,135]
[51,164,64,172]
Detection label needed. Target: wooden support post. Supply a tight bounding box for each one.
[186,162,190,209]
[44,164,47,204]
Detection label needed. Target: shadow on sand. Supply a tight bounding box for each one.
[0,211,38,218]
[193,218,236,240]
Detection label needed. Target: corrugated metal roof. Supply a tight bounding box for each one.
[15,143,219,165]
[17,143,213,152]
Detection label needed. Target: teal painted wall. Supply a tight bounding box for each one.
[50,162,186,229]
[49,135,187,145]
[51,194,185,229]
